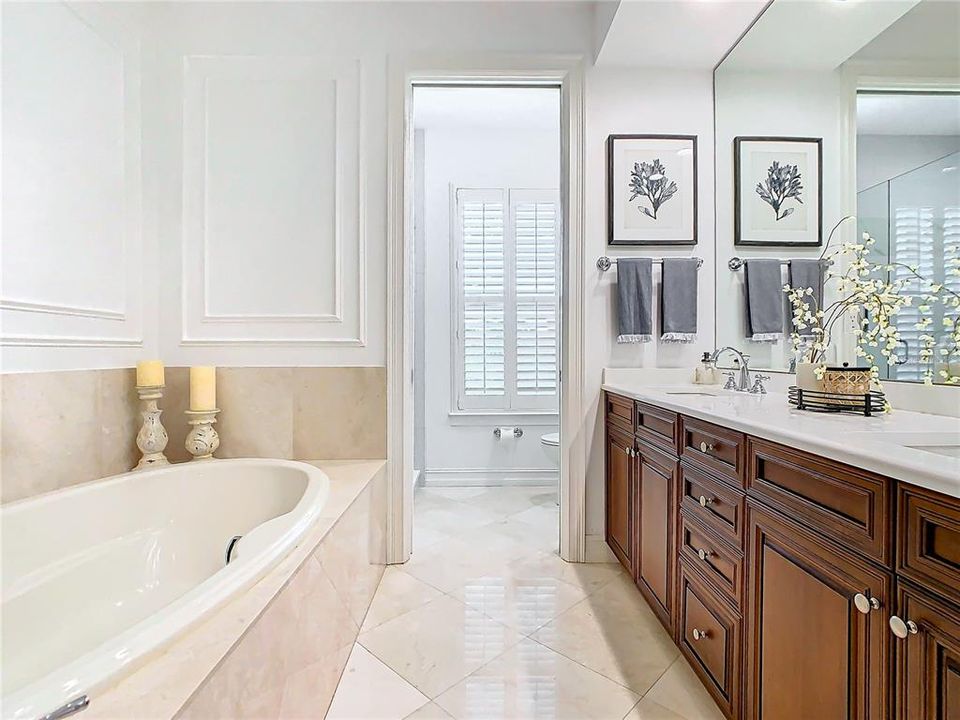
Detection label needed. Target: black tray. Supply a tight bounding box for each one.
[788,386,886,417]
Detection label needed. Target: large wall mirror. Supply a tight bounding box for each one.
[714,0,959,384]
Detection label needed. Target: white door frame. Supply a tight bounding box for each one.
[385,53,587,564]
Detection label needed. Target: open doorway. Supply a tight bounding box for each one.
[410,84,563,557]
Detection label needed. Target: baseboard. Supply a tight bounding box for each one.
[585,533,620,563]
[421,468,558,487]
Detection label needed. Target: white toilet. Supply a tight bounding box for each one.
[540,432,560,468]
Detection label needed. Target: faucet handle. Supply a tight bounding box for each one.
[750,374,770,395]
[722,371,738,391]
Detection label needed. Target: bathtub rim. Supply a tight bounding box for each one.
[2,458,330,720]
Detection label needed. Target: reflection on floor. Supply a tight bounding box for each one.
[327,486,724,720]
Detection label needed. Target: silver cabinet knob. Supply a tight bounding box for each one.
[853,593,881,615]
[698,495,714,507]
[691,628,709,641]
[889,615,919,639]
[697,548,711,562]
[699,441,715,453]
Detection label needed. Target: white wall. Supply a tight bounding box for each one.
[583,67,716,535]
[420,126,560,481]
[1,2,156,371]
[2,0,595,371]
[857,134,960,192]
[714,69,847,372]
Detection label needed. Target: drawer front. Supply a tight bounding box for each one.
[678,562,741,718]
[747,438,891,564]
[681,417,745,486]
[606,392,634,432]
[680,464,745,549]
[635,401,679,454]
[898,484,960,600]
[679,511,743,607]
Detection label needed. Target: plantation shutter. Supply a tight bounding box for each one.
[513,190,560,408]
[457,189,505,408]
[455,187,560,412]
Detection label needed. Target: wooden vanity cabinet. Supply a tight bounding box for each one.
[605,423,635,572]
[744,501,892,720]
[603,390,960,720]
[634,441,678,630]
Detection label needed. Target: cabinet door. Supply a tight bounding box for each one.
[745,502,892,720]
[894,581,960,720]
[635,442,678,631]
[606,425,634,572]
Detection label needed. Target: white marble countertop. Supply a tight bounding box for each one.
[602,379,960,499]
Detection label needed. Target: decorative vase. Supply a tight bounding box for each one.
[795,362,825,392]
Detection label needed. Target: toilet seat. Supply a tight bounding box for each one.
[540,432,559,447]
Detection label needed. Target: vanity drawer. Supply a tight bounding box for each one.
[635,401,679,454]
[898,484,960,600]
[680,464,745,549]
[747,438,891,564]
[678,561,741,719]
[605,392,634,432]
[679,511,743,608]
[680,417,746,487]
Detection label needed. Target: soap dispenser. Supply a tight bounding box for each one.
[695,352,719,385]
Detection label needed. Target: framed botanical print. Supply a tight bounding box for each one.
[607,134,698,246]
[734,136,822,247]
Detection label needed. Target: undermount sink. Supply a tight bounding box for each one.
[845,431,960,459]
[664,391,720,397]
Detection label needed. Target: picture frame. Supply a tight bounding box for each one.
[607,134,698,246]
[734,136,823,247]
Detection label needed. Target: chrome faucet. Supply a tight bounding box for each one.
[710,347,752,392]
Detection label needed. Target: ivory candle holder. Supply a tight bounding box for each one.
[135,385,170,470]
[185,409,220,461]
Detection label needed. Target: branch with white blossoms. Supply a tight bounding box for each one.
[781,217,960,393]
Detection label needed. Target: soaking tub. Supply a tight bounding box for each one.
[1,459,329,719]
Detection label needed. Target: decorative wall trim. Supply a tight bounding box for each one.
[181,56,366,347]
[2,334,143,348]
[1,3,143,354]
[0,299,126,321]
[421,468,558,487]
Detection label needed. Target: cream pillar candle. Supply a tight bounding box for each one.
[189,366,217,411]
[136,360,164,387]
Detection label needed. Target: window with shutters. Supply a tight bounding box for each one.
[454,188,560,412]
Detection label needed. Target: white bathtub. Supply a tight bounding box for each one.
[1,459,329,719]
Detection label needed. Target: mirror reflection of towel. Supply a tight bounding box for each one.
[744,259,783,343]
[788,259,825,336]
[617,258,653,343]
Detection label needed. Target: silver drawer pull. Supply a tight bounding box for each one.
[889,615,919,639]
[853,593,881,615]
[698,495,715,507]
[697,548,711,562]
[692,628,710,641]
[699,441,715,453]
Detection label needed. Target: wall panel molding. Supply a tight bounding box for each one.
[1,2,144,353]
[181,55,366,348]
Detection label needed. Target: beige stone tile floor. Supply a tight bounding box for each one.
[328,486,724,720]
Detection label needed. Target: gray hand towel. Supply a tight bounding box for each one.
[617,258,653,343]
[660,258,698,343]
[788,259,825,335]
[744,259,783,343]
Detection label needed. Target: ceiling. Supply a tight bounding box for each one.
[851,0,960,67]
[719,0,919,71]
[858,93,960,136]
[594,0,769,69]
[412,86,560,131]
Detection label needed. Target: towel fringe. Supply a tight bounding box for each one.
[617,334,652,344]
[661,332,697,344]
[750,333,781,343]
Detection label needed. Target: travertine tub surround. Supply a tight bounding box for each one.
[0,367,386,504]
[82,460,387,720]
